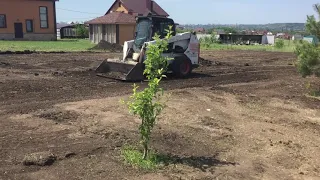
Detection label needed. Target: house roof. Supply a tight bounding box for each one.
[57,23,87,29]
[57,23,71,29]
[85,12,136,25]
[106,0,169,17]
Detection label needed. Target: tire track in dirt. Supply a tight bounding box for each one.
[0,53,297,114]
[1,52,319,180]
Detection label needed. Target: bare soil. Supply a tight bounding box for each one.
[90,40,123,52]
[0,50,319,180]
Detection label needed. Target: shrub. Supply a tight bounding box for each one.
[275,39,285,49]
[199,34,220,48]
[75,24,89,38]
[294,41,320,78]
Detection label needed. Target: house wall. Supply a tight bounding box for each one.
[57,28,61,39]
[0,0,56,40]
[292,35,303,41]
[267,35,275,45]
[119,24,135,45]
[62,28,77,38]
[109,1,129,13]
[303,37,313,44]
[262,35,275,45]
[90,24,117,44]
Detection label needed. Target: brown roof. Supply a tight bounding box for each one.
[106,0,169,17]
[85,12,136,25]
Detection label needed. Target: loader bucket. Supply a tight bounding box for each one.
[95,59,145,81]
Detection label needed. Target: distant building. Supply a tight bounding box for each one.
[56,23,70,39]
[194,28,206,34]
[276,33,285,37]
[57,23,89,39]
[262,35,275,45]
[292,34,303,41]
[267,32,273,35]
[276,32,291,39]
[219,33,275,45]
[303,35,319,45]
[219,34,263,44]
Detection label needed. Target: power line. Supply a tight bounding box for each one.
[57,8,102,15]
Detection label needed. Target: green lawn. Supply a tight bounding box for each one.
[0,39,96,52]
[200,39,296,52]
[0,38,297,53]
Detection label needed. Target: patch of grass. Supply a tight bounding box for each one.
[0,39,97,52]
[121,146,171,170]
[309,90,320,97]
[201,39,296,52]
[121,146,237,171]
[306,82,320,97]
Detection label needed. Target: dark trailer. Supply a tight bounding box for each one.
[219,34,263,44]
[57,23,89,39]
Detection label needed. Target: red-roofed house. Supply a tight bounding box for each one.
[106,0,169,17]
[86,12,136,44]
[86,0,169,44]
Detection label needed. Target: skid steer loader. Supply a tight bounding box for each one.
[95,15,200,81]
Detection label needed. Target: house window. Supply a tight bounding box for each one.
[39,6,48,28]
[0,14,6,28]
[26,20,33,32]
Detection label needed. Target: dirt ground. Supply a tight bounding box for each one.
[0,50,319,180]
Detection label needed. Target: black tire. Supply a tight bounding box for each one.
[172,57,192,78]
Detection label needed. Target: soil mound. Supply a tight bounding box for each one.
[199,57,222,66]
[91,40,123,52]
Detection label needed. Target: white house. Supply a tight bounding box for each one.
[276,33,285,37]
[262,35,275,45]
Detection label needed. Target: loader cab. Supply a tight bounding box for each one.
[133,16,176,49]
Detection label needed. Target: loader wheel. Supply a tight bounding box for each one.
[173,58,192,78]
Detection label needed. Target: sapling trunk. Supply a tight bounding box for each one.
[143,142,148,159]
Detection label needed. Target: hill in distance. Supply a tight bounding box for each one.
[181,23,305,32]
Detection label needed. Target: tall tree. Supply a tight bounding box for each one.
[294,4,320,97]
[306,4,320,39]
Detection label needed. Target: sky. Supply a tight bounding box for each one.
[56,0,320,24]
